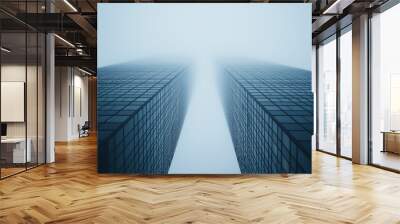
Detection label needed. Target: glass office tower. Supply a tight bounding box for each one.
[97,63,190,174]
[220,63,313,173]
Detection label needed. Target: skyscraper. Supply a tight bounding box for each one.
[97,63,190,173]
[220,62,313,173]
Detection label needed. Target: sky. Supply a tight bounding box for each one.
[98,4,311,173]
[168,59,241,174]
[98,3,311,70]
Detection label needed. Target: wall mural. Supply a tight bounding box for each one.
[97,3,313,174]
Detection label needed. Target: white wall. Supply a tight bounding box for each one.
[55,67,89,141]
[55,66,69,141]
[71,73,89,138]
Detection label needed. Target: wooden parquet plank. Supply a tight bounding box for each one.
[0,135,400,223]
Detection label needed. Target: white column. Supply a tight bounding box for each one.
[352,14,369,164]
[46,32,55,163]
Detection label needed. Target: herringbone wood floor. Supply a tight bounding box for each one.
[1,135,400,224]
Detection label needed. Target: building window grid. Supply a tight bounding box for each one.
[98,65,189,173]
[222,63,313,173]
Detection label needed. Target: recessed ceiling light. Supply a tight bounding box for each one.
[1,47,11,53]
[78,67,93,76]
[63,0,78,12]
[54,34,75,48]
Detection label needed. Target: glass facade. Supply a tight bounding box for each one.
[317,36,337,155]
[370,3,400,171]
[315,1,400,171]
[316,27,353,159]
[97,63,190,173]
[221,63,313,173]
[0,1,47,179]
[339,29,352,158]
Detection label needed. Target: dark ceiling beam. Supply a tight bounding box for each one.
[312,14,352,44]
[4,12,96,47]
[67,13,97,41]
[55,47,97,57]
[55,55,96,69]
[86,0,97,12]
[50,0,96,47]
[0,8,38,31]
[312,0,385,44]
[312,15,335,33]
[0,18,27,31]
[13,13,83,32]
[323,0,356,14]
[311,0,354,35]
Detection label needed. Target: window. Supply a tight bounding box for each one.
[318,36,337,154]
[339,28,352,158]
[371,3,400,171]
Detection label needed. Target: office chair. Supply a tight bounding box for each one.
[79,121,90,138]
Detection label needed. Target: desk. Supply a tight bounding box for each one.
[1,138,31,163]
[382,131,400,154]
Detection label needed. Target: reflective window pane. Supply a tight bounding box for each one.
[340,29,352,158]
[318,37,337,154]
[371,4,400,171]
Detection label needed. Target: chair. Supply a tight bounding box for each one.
[79,121,90,138]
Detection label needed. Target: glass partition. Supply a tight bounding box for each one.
[1,31,28,177]
[0,1,46,179]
